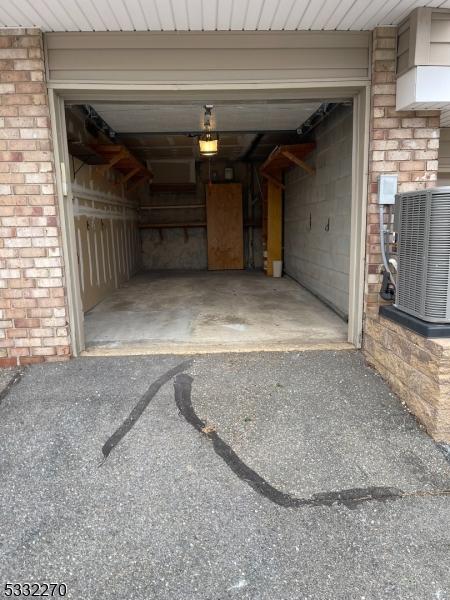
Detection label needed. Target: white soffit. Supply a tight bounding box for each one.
[0,0,447,32]
[89,101,322,133]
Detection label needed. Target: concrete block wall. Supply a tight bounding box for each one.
[284,105,353,317]
[140,160,263,271]
[363,27,448,440]
[0,28,70,366]
[142,227,207,270]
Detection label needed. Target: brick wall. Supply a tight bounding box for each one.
[364,27,440,319]
[363,27,448,441]
[0,28,70,366]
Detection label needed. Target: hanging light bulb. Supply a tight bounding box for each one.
[199,130,218,156]
[198,104,219,157]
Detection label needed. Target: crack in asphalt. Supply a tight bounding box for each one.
[0,368,24,407]
[173,373,450,510]
[101,359,193,460]
[101,365,450,509]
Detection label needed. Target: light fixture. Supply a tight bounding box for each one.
[199,131,218,157]
[198,104,219,157]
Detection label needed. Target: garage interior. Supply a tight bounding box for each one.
[64,98,353,353]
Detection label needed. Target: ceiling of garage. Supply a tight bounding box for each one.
[76,99,328,162]
[90,101,321,134]
[1,0,447,32]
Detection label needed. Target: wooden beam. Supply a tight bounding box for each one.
[281,150,315,176]
[260,171,285,190]
[96,149,127,174]
[122,166,142,183]
[139,222,206,229]
[140,204,205,210]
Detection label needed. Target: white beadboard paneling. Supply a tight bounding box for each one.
[154,0,175,30]
[339,0,377,30]
[258,0,280,29]
[216,0,233,30]
[26,0,65,30]
[322,0,356,30]
[120,0,148,30]
[0,6,19,27]
[185,0,202,30]
[140,0,163,30]
[282,0,310,30]
[310,0,336,30]
[1,0,448,31]
[56,0,92,30]
[243,0,265,29]
[270,0,296,29]
[301,0,326,30]
[202,0,218,30]
[230,0,250,29]
[350,0,400,31]
[82,0,120,30]
[4,0,46,28]
[107,0,135,30]
[73,0,107,30]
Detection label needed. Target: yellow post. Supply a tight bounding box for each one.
[266,180,282,277]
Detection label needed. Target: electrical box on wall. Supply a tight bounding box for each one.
[378,174,398,204]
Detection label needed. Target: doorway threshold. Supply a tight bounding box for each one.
[81,339,354,357]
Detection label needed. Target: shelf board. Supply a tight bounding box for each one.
[139,222,206,229]
[149,183,197,194]
[140,204,205,210]
[91,143,153,191]
[260,142,316,187]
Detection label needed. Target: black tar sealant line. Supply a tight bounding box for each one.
[173,373,404,510]
[101,359,193,460]
[0,369,23,407]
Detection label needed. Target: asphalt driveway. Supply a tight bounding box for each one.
[0,351,449,600]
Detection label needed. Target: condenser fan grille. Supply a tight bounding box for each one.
[395,188,450,323]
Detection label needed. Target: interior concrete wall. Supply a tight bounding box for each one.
[284,104,353,317]
[142,228,207,270]
[140,160,263,270]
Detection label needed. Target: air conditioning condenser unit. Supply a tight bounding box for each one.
[394,187,450,323]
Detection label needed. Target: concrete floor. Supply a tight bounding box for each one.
[0,352,449,599]
[84,271,349,354]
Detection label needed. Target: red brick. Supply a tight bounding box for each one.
[19,355,44,364]
[0,357,18,367]
[14,317,40,328]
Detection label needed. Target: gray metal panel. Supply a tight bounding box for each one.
[44,31,371,84]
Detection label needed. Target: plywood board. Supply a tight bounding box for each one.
[206,183,244,270]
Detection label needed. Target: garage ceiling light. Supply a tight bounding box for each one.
[199,105,218,157]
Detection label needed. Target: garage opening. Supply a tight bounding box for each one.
[63,99,354,354]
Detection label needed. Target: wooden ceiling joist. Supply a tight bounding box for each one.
[260,143,315,186]
[90,143,153,191]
